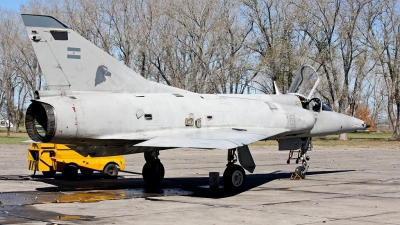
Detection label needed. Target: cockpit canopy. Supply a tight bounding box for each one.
[288,65,320,100]
[287,65,334,113]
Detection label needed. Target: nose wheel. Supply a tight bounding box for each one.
[294,166,306,179]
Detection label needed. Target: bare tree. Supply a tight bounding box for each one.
[0,9,32,133]
[242,0,305,94]
[364,71,386,127]
[137,0,254,93]
[364,0,400,139]
[338,0,372,117]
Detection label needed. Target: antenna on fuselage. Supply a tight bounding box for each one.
[273,81,281,95]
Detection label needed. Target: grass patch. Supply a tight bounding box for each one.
[0,127,30,145]
[312,132,398,147]
[317,132,393,140]
[250,132,399,148]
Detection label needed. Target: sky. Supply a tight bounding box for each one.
[0,0,28,11]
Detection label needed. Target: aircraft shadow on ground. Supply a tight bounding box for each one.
[31,169,355,199]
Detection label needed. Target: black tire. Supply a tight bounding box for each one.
[295,166,305,179]
[81,169,94,178]
[103,163,119,178]
[142,160,165,185]
[42,170,56,178]
[62,164,78,180]
[223,164,246,189]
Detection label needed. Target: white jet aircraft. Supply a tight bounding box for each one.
[22,14,370,189]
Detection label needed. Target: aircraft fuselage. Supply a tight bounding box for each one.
[26,91,366,155]
[27,93,312,144]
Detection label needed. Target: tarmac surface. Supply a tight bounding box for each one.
[0,144,399,224]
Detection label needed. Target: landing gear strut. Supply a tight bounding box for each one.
[223,148,246,189]
[142,151,165,185]
[291,138,312,179]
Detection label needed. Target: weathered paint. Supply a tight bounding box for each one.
[22,14,368,158]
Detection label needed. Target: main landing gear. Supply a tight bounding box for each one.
[223,148,246,189]
[142,151,165,185]
[290,138,312,179]
[141,149,248,189]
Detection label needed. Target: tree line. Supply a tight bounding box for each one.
[0,0,399,140]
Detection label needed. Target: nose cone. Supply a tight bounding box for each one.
[310,111,370,136]
[342,116,368,132]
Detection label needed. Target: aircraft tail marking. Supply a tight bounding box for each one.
[21,14,185,93]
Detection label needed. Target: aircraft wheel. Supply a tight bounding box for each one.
[81,169,94,178]
[103,163,119,178]
[42,169,56,178]
[142,160,165,185]
[295,166,306,179]
[223,164,246,189]
[62,164,78,180]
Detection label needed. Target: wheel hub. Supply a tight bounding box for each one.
[232,170,243,187]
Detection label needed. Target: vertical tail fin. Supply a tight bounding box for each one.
[21,14,184,93]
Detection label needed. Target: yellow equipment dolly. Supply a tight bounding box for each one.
[28,143,125,179]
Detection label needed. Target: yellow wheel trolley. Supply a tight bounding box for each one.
[28,143,125,179]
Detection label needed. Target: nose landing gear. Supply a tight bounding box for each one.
[290,138,312,180]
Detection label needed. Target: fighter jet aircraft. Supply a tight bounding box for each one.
[22,14,370,189]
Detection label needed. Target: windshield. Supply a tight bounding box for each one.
[322,102,333,111]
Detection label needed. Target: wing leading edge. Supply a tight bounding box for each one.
[133,128,288,149]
